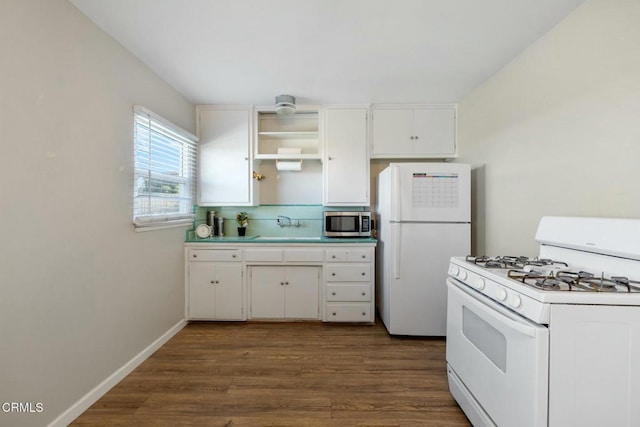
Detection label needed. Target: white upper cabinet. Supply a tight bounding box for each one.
[323,106,370,206]
[197,105,258,206]
[371,105,456,158]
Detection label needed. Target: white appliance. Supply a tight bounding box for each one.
[446,216,640,427]
[376,162,471,336]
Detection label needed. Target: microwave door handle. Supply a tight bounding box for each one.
[448,278,543,338]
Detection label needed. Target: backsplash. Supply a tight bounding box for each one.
[192,205,368,238]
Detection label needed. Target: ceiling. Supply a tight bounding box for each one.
[69,0,585,106]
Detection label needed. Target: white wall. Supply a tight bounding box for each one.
[0,1,194,426]
[457,0,640,256]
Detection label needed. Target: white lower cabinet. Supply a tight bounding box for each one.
[187,250,244,320]
[250,266,320,320]
[185,243,375,324]
[325,248,375,323]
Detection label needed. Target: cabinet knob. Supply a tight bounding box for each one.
[362,312,366,316]
[210,280,215,284]
[362,292,366,296]
[361,272,366,276]
[193,254,197,258]
[410,136,414,140]
[232,254,236,258]
[331,292,336,296]
[328,157,333,160]
[362,255,366,259]
[285,281,289,285]
[415,135,419,139]
[332,312,337,316]
[280,282,284,286]
[332,255,336,259]
[332,273,336,276]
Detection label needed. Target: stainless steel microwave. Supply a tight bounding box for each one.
[324,211,372,237]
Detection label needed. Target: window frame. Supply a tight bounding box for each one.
[132,105,198,231]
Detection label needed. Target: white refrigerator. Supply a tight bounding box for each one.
[376,163,470,336]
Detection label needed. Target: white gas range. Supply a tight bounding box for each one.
[446,216,640,427]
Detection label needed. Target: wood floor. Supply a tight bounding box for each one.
[72,319,470,426]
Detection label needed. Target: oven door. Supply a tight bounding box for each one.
[446,278,549,427]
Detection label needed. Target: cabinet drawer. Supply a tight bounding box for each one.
[284,249,324,262]
[326,303,372,322]
[326,264,371,282]
[326,249,373,262]
[189,248,241,262]
[348,249,372,262]
[326,285,371,302]
[326,250,348,262]
[245,248,283,262]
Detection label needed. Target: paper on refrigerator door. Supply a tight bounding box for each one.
[412,172,459,208]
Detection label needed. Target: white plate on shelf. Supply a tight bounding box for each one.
[195,224,211,238]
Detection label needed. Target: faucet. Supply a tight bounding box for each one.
[277,215,300,228]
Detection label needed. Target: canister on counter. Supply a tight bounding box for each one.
[217,217,224,236]
[207,211,217,236]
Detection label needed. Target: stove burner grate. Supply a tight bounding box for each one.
[467,255,568,270]
[507,269,640,293]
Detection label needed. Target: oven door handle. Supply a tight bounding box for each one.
[447,278,544,338]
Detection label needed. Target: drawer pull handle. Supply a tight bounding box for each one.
[362,312,366,316]
[362,292,366,296]
[210,280,214,284]
[332,312,337,316]
[280,282,284,286]
[332,273,336,276]
[232,254,236,258]
[332,255,336,259]
[332,292,336,296]
[193,254,197,258]
[285,281,289,285]
[361,272,366,276]
[362,255,366,258]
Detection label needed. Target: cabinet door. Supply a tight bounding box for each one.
[371,108,414,157]
[214,264,243,320]
[188,262,217,319]
[250,266,285,318]
[413,107,456,156]
[324,107,370,206]
[284,267,319,319]
[198,107,254,206]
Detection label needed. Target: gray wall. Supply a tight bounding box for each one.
[456,0,640,256]
[0,1,194,425]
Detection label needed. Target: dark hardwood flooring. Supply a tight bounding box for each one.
[72,319,470,426]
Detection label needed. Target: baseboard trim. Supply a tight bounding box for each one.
[47,319,188,427]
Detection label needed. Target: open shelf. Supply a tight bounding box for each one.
[255,108,320,159]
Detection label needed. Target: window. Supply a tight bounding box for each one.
[133,106,197,230]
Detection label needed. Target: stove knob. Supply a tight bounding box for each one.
[496,287,507,301]
[510,295,522,308]
[474,278,486,290]
[458,270,468,280]
[450,265,459,276]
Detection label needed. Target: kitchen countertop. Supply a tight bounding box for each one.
[185,231,376,244]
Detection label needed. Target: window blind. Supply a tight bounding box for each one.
[133,105,198,229]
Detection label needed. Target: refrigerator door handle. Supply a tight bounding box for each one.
[391,164,401,221]
[393,222,401,279]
